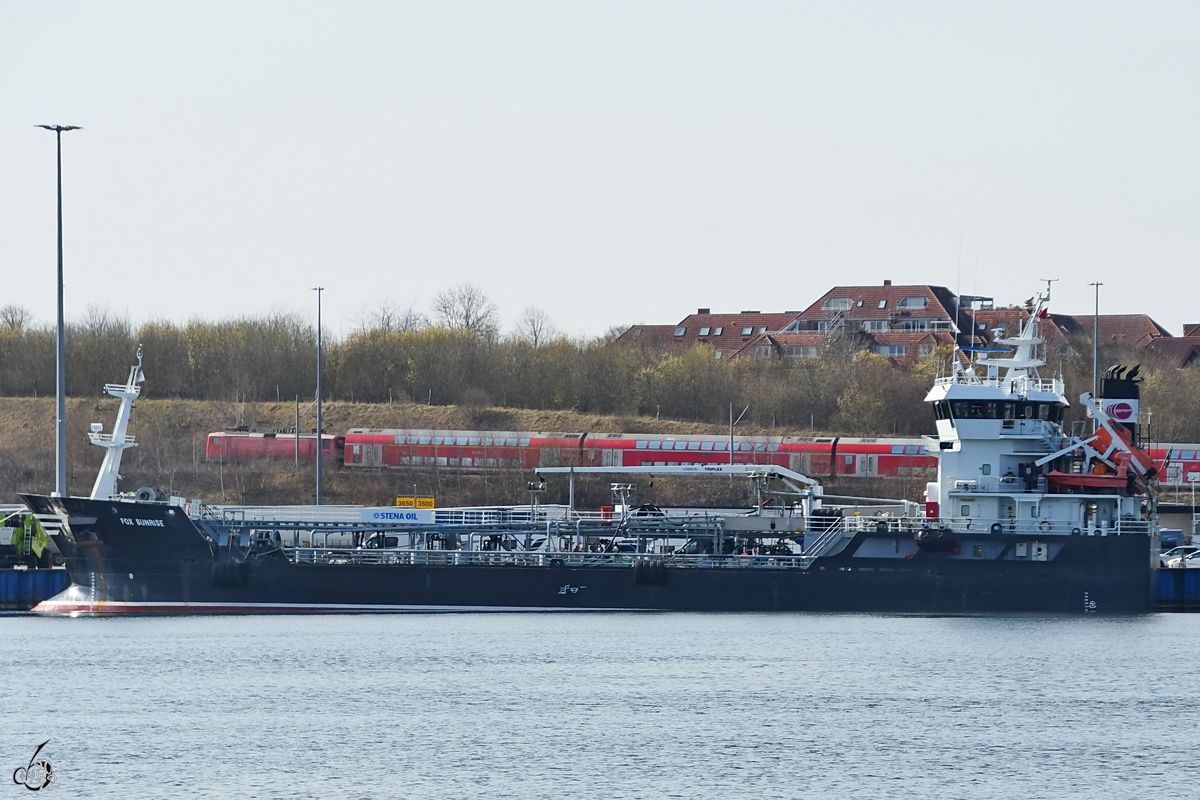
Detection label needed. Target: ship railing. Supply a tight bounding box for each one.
[931,517,1152,536]
[283,548,825,570]
[932,375,1063,394]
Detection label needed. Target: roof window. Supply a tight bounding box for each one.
[673,327,687,337]
[698,327,711,336]
[899,296,927,308]
[713,326,723,335]
[741,326,753,336]
[878,299,887,309]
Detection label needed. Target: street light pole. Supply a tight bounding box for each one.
[312,287,324,505]
[1088,281,1103,401]
[37,124,81,498]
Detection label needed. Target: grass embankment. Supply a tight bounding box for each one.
[2,397,916,508]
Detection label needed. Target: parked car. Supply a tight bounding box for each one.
[1164,550,1200,569]
[1160,545,1200,567]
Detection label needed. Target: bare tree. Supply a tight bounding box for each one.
[432,283,498,337]
[516,306,556,347]
[356,300,428,334]
[0,304,31,330]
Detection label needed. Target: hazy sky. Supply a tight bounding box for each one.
[2,2,1198,339]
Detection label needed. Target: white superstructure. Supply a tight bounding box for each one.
[923,287,1157,540]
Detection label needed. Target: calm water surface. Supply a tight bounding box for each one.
[2,612,1199,799]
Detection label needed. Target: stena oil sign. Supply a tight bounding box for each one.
[360,508,435,525]
[1103,399,1138,422]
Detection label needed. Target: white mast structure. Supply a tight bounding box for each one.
[88,347,145,499]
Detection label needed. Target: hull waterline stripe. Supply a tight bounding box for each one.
[32,599,651,614]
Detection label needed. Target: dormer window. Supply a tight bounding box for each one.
[674,327,686,337]
[823,298,852,310]
[900,296,927,308]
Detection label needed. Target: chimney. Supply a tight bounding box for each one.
[697,307,710,315]
[883,279,892,286]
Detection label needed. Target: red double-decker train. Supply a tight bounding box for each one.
[205,426,1200,487]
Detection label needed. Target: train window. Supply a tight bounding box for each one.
[700,441,713,451]
[212,436,221,444]
[648,441,661,450]
[481,437,492,446]
[519,439,531,447]
[715,441,727,451]
[416,436,429,445]
[768,443,780,452]
[468,437,480,446]
[1171,450,1182,459]
[456,437,468,445]
[461,458,472,467]
[394,435,406,444]
[636,440,648,449]
[432,436,443,445]
[436,457,447,466]
[687,441,701,450]
[754,442,766,451]
[891,445,904,454]
[905,445,921,454]
[448,458,459,466]
[741,443,752,451]
[844,455,854,464]
[507,438,518,447]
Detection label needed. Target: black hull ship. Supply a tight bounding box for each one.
[24,290,1161,615]
[22,491,1154,614]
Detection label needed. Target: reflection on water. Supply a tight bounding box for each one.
[2,613,1199,799]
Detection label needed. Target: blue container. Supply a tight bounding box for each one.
[0,569,70,610]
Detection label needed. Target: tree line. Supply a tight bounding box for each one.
[1,286,1197,439]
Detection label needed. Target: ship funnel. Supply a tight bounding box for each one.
[1099,364,1142,444]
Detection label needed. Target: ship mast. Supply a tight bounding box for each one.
[88,347,144,499]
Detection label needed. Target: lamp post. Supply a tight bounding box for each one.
[312,287,324,505]
[1088,281,1103,401]
[36,124,82,498]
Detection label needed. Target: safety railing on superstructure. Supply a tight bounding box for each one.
[927,516,1152,537]
[932,375,1063,394]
